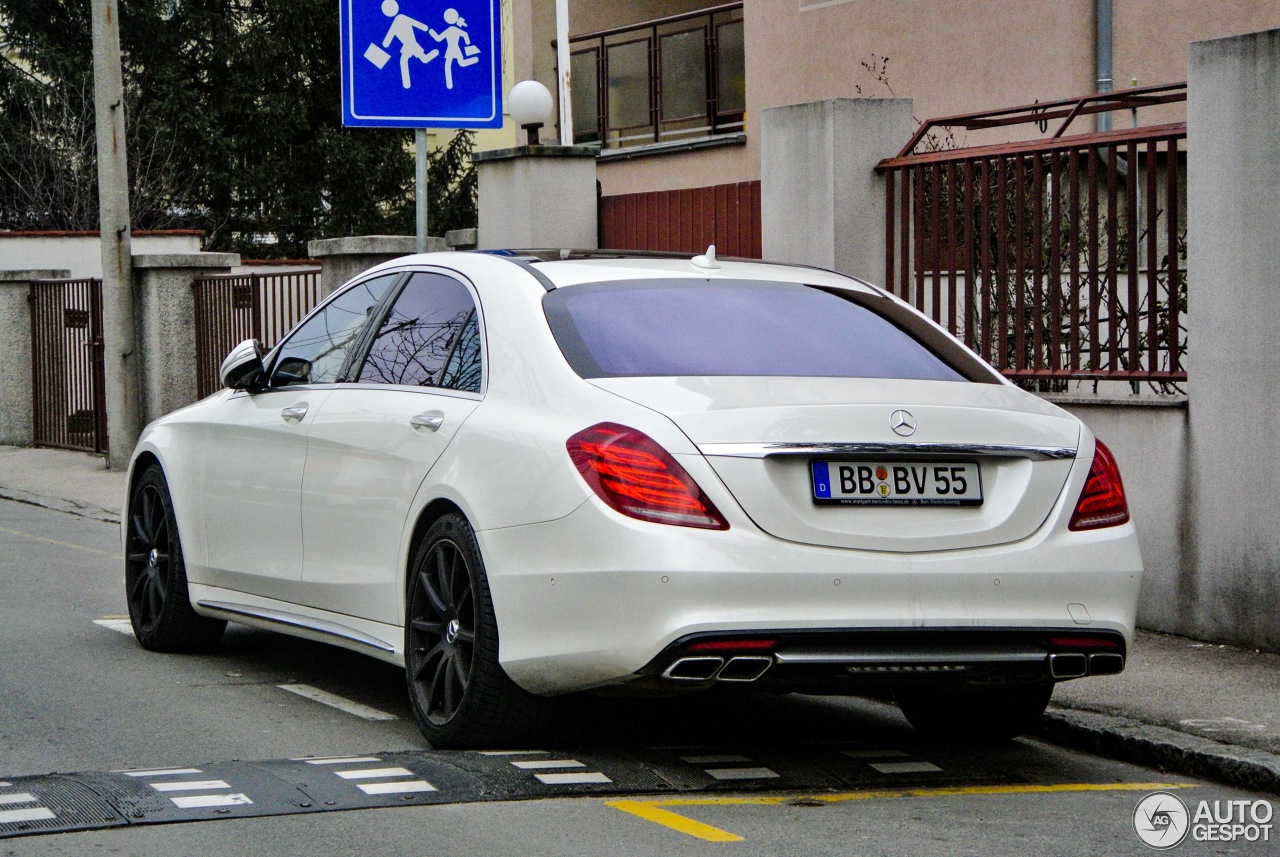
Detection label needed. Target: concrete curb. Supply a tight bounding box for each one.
[0,487,120,525]
[1039,706,1280,796]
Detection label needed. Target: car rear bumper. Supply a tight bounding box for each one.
[479,498,1143,696]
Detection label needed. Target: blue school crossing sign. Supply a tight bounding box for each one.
[341,0,502,128]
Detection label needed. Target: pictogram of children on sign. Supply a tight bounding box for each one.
[429,8,481,90]
[378,0,440,89]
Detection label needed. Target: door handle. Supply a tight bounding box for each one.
[411,411,445,432]
[281,406,308,424]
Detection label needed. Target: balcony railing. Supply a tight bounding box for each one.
[565,3,744,150]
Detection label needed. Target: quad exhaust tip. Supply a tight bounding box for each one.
[662,655,773,682]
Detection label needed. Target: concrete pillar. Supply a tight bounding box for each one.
[307,235,442,297]
[474,145,598,250]
[132,253,238,426]
[1186,28,1280,650]
[761,98,914,285]
[0,270,70,446]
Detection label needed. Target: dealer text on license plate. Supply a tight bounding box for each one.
[811,460,982,506]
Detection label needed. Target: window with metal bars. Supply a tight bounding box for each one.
[565,3,744,150]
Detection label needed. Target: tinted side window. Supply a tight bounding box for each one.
[438,311,482,392]
[271,274,397,386]
[357,272,479,389]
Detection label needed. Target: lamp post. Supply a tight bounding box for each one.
[508,80,554,146]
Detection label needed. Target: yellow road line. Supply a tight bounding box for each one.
[0,524,118,557]
[608,800,745,842]
[606,782,1195,842]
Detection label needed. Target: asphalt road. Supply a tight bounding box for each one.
[0,498,1274,856]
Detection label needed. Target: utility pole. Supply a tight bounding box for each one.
[91,0,140,470]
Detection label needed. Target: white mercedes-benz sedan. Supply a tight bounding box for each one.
[123,249,1142,748]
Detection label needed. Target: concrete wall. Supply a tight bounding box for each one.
[0,270,70,446]
[1053,398,1189,635]
[133,254,239,425]
[1184,28,1280,650]
[475,147,598,249]
[761,98,912,285]
[0,232,202,280]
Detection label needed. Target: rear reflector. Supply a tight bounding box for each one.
[567,423,729,530]
[1069,439,1130,531]
[687,639,777,653]
[1049,636,1120,649]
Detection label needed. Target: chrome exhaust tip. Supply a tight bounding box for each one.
[716,655,773,682]
[1088,652,1125,675]
[1049,652,1088,679]
[662,656,724,681]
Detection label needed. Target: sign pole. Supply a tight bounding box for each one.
[415,129,428,252]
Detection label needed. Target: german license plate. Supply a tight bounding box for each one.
[811,460,983,506]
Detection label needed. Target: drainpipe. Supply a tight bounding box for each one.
[1096,0,1113,132]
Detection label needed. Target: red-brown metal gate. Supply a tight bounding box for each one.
[193,270,322,398]
[599,180,761,258]
[878,83,1187,387]
[29,278,108,454]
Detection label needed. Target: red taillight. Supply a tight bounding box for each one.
[567,423,729,530]
[1069,439,1130,531]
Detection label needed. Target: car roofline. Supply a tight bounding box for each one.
[471,248,891,298]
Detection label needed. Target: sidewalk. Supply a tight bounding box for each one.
[1,444,1277,794]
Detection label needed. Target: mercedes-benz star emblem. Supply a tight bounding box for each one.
[890,409,916,437]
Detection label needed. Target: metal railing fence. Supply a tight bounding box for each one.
[29,278,108,453]
[878,84,1188,386]
[193,270,322,398]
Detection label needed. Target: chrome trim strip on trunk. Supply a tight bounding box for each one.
[698,442,1077,461]
[197,601,396,653]
[773,644,1048,665]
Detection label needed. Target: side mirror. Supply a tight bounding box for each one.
[219,339,265,390]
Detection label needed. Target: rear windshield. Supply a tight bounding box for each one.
[544,279,976,381]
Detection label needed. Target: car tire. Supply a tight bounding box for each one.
[896,681,1053,743]
[405,512,548,749]
[125,464,226,652]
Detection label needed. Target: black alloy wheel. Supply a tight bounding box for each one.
[408,534,477,725]
[405,513,547,749]
[124,465,225,652]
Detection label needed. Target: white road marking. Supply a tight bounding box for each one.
[511,759,586,770]
[0,793,38,806]
[357,780,437,795]
[0,807,56,824]
[705,767,779,781]
[335,767,416,780]
[150,780,232,793]
[534,772,612,785]
[277,684,397,721]
[679,754,753,765]
[93,618,135,635]
[870,761,943,774]
[477,750,547,756]
[169,793,253,809]
[841,748,911,759]
[0,782,9,787]
[296,756,384,765]
[118,768,203,777]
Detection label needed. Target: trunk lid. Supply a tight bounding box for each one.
[590,376,1081,553]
